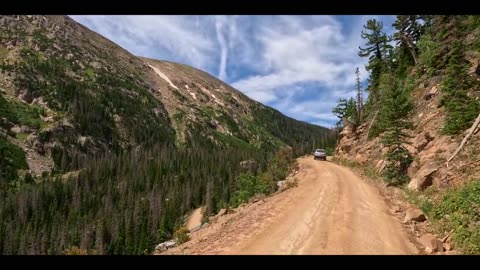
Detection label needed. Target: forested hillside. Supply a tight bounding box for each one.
[0,15,337,254]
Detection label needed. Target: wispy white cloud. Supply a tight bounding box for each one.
[71,15,216,70]
[70,15,396,127]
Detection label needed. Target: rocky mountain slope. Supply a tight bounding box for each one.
[336,17,480,192]
[334,15,480,254]
[0,15,333,179]
[336,77,480,191]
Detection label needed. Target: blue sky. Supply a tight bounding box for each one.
[70,15,396,127]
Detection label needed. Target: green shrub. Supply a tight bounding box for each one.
[439,40,479,135]
[0,94,45,129]
[174,226,190,244]
[230,173,270,207]
[428,180,480,254]
[0,137,28,186]
[417,34,441,72]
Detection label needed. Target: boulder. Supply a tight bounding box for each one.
[407,162,419,179]
[468,56,480,76]
[240,159,257,172]
[248,193,266,204]
[155,240,177,253]
[277,180,287,190]
[418,234,444,253]
[404,208,426,223]
[414,132,434,153]
[424,86,439,100]
[26,134,45,155]
[20,125,34,133]
[189,225,201,233]
[10,125,21,133]
[340,143,352,153]
[375,160,385,171]
[217,208,228,217]
[77,136,88,147]
[208,120,219,129]
[443,250,459,255]
[405,144,417,155]
[408,163,438,191]
[355,153,367,164]
[338,125,354,140]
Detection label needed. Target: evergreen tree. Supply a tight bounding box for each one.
[332,98,358,128]
[393,15,426,66]
[380,76,414,185]
[358,19,392,103]
[440,40,480,135]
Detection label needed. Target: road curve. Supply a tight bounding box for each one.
[162,156,419,255]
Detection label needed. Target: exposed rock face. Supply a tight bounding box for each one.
[408,163,438,191]
[418,234,444,253]
[403,208,426,223]
[155,240,177,253]
[240,160,258,172]
[335,76,480,190]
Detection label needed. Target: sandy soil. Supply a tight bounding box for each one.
[160,156,419,255]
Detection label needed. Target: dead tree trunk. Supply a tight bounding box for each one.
[365,110,379,141]
[446,112,480,167]
[400,34,418,65]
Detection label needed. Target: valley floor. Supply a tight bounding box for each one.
[160,156,419,255]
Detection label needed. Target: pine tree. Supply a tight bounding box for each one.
[358,19,392,103]
[440,40,480,135]
[392,15,428,66]
[332,98,358,128]
[381,76,414,185]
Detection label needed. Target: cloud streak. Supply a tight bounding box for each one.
[70,15,396,127]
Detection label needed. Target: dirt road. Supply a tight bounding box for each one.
[162,156,419,255]
[187,208,203,231]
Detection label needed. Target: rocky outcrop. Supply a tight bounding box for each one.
[248,193,266,203]
[334,75,479,191]
[417,234,444,253]
[155,240,177,253]
[407,163,438,191]
[403,208,426,223]
[240,159,258,172]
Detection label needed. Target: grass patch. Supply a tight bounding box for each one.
[0,45,8,60]
[213,131,253,149]
[430,180,480,254]
[0,137,28,185]
[172,89,188,103]
[332,157,382,183]
[406,180,480,254]
[173,111,185,123]
[174,227,190,245]
[85,68,95,80]
[16,132,29,141]
[0,94,45,129]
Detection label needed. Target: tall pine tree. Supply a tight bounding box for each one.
[358,19,392,103]
[381,75,414,185]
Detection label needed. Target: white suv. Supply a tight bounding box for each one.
[313,149,327,161]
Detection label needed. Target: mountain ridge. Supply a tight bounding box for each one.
[1,15,335,177]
